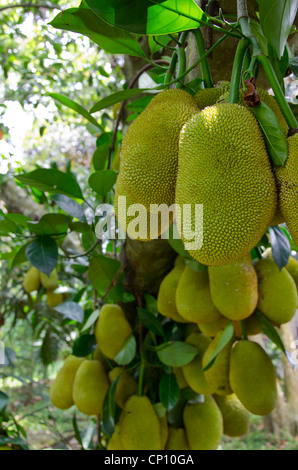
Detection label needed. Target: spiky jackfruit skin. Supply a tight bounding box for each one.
[229,340,278,416]
[114,172,173,241]
[119,89,199,211]
[286,256,298,289]
[176,267,222,323]
[175,103,277,266]
[181,333,214,395]
[254,258,297,325]
[194,81,230,110]
[166,427,191,450]
[95,304,132,360]
[214,394,251,437]
[72,360,109,416]
[108,367,138,409]
[275,134,298,245]
[270,206,285,226]
[183,396,223,450]
[202,331,234,396]
[157,264,188,323]
[208,254,258,320]
[49,355,85,410]
[119,395,162,450]
[23,266,40,293]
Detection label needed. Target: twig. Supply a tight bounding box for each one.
[0,3,62,12]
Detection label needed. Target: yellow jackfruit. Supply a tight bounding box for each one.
[108,367,138,409]
[119,89,199,212]
[275,133,298,245]
[73,360,109,416]
[46,290,64,308]
[194,81,230,109]
[23,266,41,293]
[173,367,188,389]
[286,256,298,289]
[157,264,188,323]
[208,254,258,320]
[175,103,277,266]
[95,304,132,360]
[270,206,285,226]
[49,355,85,410]
[166,427,190,450]
[214,393,251,437]
[93,346,109,371]
[202,331,234,396]
[183,396,223,450]
[159,413,169,450]
[119,395,162,450]
[198,315,229,337]
[107,424,125,450]
[254,258,297,324]
[176,267,221,323]
[181,333,214,395]
[229,340,278,415]
[40,269,59,290]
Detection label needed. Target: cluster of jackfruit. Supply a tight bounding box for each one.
[23,266,65,308]
[114,84,298,267]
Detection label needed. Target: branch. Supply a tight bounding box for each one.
[0,3,62,11]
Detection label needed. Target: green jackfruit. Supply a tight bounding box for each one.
[183,396,223,450]
[194,81,230,109]
[181,333,214,395]
[40,269,59,291]
[119,89,199,211]
[107,424,125,450]
[254,258,297,324]
[108,367,138,409]
[202,331,234,396]
[23,266,40,293]
[119,395,162,450]
[275,133,298,245]
[159,413,169,450]
[270,206,285,226]
[208,254,258,320]
[73,360,109,416]
[176,267,221,323]
[46,290,64,308]
[175,103,277,266]
[198,315,229,337]
[166,427,190,450]
[157,264,188,323]
[214,393,251,437]
[95,304,132,360]
[286,256,298,289]
[49,355,85,410]
[229,340,278,415]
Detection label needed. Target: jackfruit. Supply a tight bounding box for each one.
[229,340,278,415]
[174,255,185,267]
[23,266,41,293]
[176,267,222,323]
[270,206,285,226]
[119,395,162,450]
[254,258,297,324]
[214,393,251,437]
[46,290,64,308]
[274,133,298,245]
[208,254,258,320]
[202,331,234,396]
[244,312,262,336]
[194,81,230,109]
[119,89,199,212]
[107,424,125,450]
[159,413,169,449]
[175,103,277,266]
[72,360,109,416]
[157,264,188,323]
[108,367,138,409]
[49,355,85,410]
[181,333,214,395]
[198,315,229,337]
[40,269,59,290]
[166,427,191,450]
[95,304,132,360]
[93,346,109,371]
[286,256,298,289]
[173,367,188,389]
[183,396,223,450]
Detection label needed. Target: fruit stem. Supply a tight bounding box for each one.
[175,31,188,89]
[138,361,145,397]
[192,28,213,89]
[228,37,250,103]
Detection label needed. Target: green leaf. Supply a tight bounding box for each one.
[144,293,158,316]
[88,170,117,197]
[69,222,90,233]
[254,310,287,356]
[0,218,19,235]
[72,334,97,356]
[90,89,154,114]
[52,195,86,222]
[0,391,9,413]
[185,258,207,272]
[55,301,85,323]
[25,236,58,277]
[125,96,153,112]
[148,34,173,54]
[92,133,113,170]
[114,334,137,365]
[16,169,84,200]
[49,92,104,131]
[159,373,180,410]
[27,214,71,236]
[5,213,31,226]
[40,328,59,366]
[85,0,208,35]
[269,226,291,270]
[167,224,193,260]
[251,102,288,166]
[81,309,100,332]
[157,341,197,367]
[258,0,298,58]
[137,308,165,337]
[202,321,234,372]
[88,255,123,302]
[289,56,298,76]
[102,377,121,437]
[50,8,145,58]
